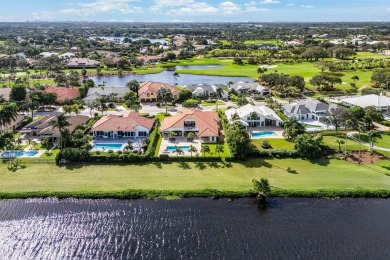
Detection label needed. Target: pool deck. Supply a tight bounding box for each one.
[249,127,284,139]
[1,150,45,158]
[159,138,202,156]
[90,137,145,152]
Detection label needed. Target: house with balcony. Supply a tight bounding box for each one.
[138,81,179,103]
[89,112,154,139]
[225,104,283,128]
[283,99,337,121]
[160,110,221,143]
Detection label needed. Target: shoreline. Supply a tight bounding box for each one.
[0,188,389,200]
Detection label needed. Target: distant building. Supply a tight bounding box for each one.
[83,87,129,105]
[341,94,390,113]
[0,114,25,133]
[230,82,271,96]
[183,83,228,99]
[67,58,100,68]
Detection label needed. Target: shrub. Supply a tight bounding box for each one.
[117,150,122,154]
[261,139,272,149]
[107,150,113,154]
[182,99,199,107]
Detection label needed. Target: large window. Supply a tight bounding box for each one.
[184,120,196,127]
[138,131,148,137]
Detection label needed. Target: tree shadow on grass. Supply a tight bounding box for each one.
[178,161,191,170]
[152,161,162,169]
[242,159,273,168]
[61,164,89,170]
[194,161,207,170]
[207,162,221,169]
[223,162,233,168]
[308,157,330,166]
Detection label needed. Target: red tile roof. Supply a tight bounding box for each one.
[90,112,154,132]
[161,110,220,137]
[139,81,179,96]
[45,86,80,103]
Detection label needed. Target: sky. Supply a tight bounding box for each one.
[0,0,389,23]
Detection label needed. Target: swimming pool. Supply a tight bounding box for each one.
[164,146,191,152]
[92,143,123,150]
[1,151,39,158]
[251,131,278,139]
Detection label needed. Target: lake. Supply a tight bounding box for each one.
[91,70,253,86]
[0,198,389,259]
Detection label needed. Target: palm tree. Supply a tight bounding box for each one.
[214,87,224,111]
[96,96,107,116]
[124,140,133,153]
[257,67,267,80]
[215,144,224,157]
[252,178,271,205]
[173,146,184,156]
[357,124,365,164]
[188,145,197,157]
[49,113,70,150]
[335,139,345,153]
[200,144,210,157]
[367,130,382,151]
[126,79,140,97]
[158,87,173,114]
[173,72,180,85]
[187,131,195,141]
[0,103,19,130]
[41,137,50,151]
[344,119,354,156]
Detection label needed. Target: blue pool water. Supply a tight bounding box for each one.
[1,151,38,158]
[93,143,123,150]
[164,146,191,152]
[251,131,278,139]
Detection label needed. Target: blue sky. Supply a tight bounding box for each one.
[0,0,389,22]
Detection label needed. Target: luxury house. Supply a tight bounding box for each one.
[230,82,271,96]
[138,81,180,103]
[45,86,80,104]
[0,114,25,133]
[160,110,221,143]
[21,115,89,139]
[225,104,283,128]
[83,87,129,105]
[182,83,228,99]
[341,94,390,113]
[283,99,337,121]
[67,58,100,68]
[90,112,154,139]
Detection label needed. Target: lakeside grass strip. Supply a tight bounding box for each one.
[0,189,389,200]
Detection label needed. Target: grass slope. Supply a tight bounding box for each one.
[0,159,388,197]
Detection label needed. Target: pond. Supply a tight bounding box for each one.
[91,70,253,86]
[0,198,389,259]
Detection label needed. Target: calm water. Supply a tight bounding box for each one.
[0,198,389,259]
[175,65,224,70]
[91,71,253,86]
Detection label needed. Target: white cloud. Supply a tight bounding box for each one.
[153,0,195,6]
[300,5,316,9]
[260,0,280,4]
[32,0,143,20]
[167,2,218,15]
[286,3,296,7]
[219,1,241,14]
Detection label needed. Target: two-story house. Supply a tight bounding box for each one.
[225,104,283,128]
[160,110,221,143]
[283,99,337,121]
[138,81,179,103]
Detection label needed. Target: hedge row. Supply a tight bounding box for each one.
[247,149,300,158]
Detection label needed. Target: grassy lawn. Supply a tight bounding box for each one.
[202,142,230,158]
[40,148,60,159]
[200,100,225,107]
[0,158,389,195]
[358,132,390,149]
[252,138,295,150]
[322,136,368,152]
[243,40,280,45]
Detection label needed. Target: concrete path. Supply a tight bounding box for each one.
[347,132,390,152]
